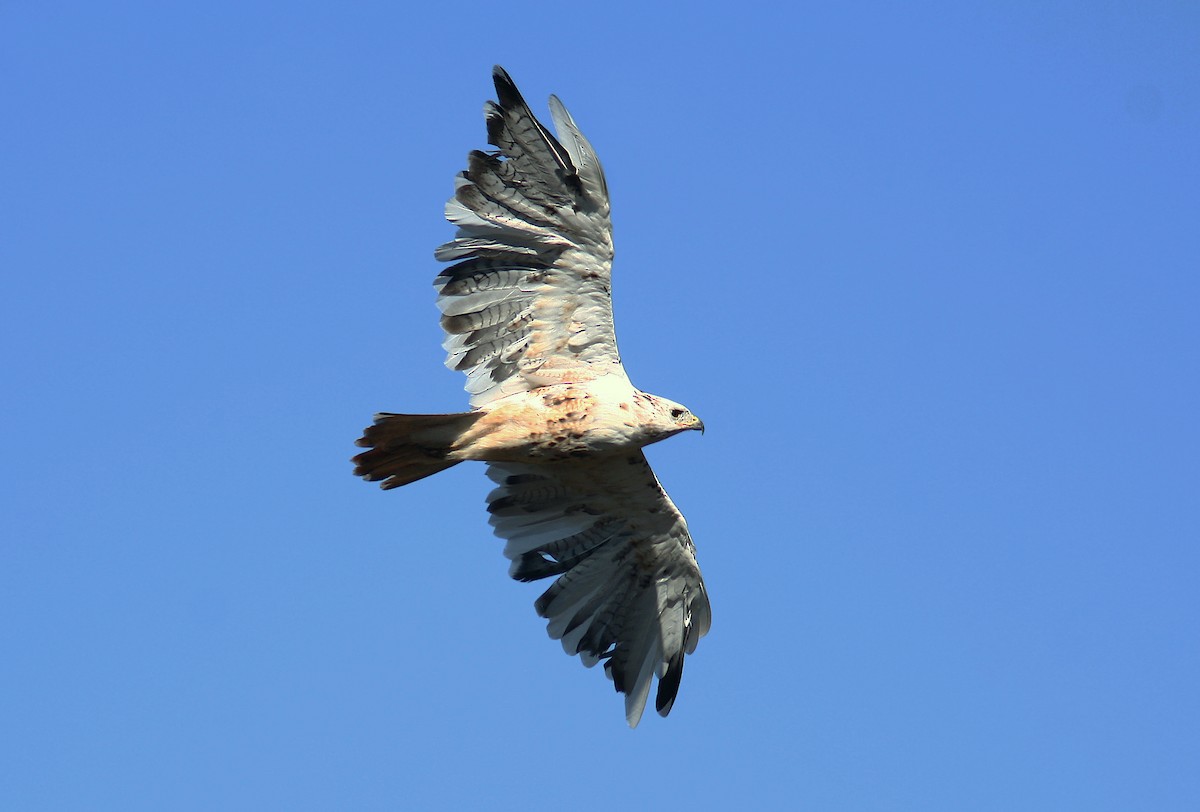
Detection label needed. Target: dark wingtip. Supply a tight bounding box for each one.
[487,66,528,149]
[491,65,523,108]
[655,652,685,716]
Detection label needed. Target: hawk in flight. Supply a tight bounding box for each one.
[353,67,710,726]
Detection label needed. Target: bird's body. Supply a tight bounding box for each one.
[357,377,699,474]
[354,67,709,726]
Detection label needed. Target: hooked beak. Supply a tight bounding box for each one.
[694,418,705,435]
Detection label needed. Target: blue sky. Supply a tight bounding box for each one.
[3,2,1198,809]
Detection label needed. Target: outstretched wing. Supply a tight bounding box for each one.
[486,453,711,726]
[435,67,625,408]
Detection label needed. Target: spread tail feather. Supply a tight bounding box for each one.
[352,412,482,489]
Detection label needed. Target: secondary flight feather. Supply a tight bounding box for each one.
[353,67,710,726]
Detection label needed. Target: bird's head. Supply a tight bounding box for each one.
[644,394,704,439]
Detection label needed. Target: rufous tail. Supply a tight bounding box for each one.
[352,412,482,489]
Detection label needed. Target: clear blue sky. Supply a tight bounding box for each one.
[3,2,1198,809]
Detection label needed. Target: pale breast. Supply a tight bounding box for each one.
[450,379,645,462]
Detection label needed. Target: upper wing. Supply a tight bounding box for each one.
[485,453,711,726]
[435,67,626,408]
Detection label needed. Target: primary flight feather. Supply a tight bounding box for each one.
[353,66,710,726]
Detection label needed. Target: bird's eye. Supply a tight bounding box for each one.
[670,408,686,419]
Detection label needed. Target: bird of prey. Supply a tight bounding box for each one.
[353,66,710,726]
